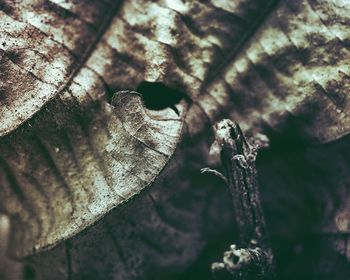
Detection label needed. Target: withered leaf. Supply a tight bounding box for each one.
[0,0,350,278]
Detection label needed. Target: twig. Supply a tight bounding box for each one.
[209,119,274,280]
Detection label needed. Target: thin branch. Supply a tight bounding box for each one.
[210,119,274,280]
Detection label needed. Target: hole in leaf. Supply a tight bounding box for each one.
[136,82,187,111]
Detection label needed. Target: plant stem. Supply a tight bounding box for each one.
[211,119,274,280]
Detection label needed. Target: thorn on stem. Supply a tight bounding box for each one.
[200,167,228,185]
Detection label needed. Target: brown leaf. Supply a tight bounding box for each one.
[0,90,182,257]
[4,1,350,142]
[1,0,350,277]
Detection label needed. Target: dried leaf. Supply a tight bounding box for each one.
[1,0,350,278]
[0,90,182,257]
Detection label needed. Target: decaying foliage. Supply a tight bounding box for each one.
[0,0,350,279]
